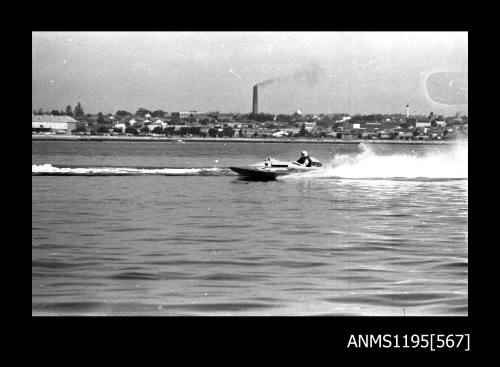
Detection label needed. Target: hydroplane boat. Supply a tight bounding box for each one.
[229,157,322,180]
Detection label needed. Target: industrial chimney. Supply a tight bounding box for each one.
[406,104,410,118]
[253,85,258,114]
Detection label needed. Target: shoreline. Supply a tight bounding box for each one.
[32,135,455,145]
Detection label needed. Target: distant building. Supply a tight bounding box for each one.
[304,122,316,132]
[32,115,78,133]
[272,130,289,138]
[171,111,208,124]
[114,123,127,131]
[147,119,167,132]
[416,121,431,128]
[181,111,205,119]
[147,124,163,132]
[398,132,413,139]
[129,117,147,127]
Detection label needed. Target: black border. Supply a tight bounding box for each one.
[31,24,471,356]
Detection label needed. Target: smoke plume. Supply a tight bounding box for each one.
[255,63,325,88]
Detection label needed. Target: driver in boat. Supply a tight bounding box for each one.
[296,151,312,167]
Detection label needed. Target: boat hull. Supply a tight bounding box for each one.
[229,157,321,180]
[229,166,289,180]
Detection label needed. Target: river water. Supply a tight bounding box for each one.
[32,140,468,316]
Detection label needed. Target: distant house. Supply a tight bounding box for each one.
[416,121,431,128]
[272,130,289,138]
[179,111,206,120]
[304,122,316,132]
[130,117,146,127]
[114,123,127,131]
[32,115,78,133]
[147,119,167,132]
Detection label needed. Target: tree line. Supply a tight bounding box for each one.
[35,103,468,127]
[33,102,85,118]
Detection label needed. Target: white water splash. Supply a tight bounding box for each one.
[301,140,468,180]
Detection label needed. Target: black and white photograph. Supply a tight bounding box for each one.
[32,31,468,318]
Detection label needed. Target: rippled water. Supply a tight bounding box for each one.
[32,140,468,315]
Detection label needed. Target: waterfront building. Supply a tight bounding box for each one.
[32,115,78,133]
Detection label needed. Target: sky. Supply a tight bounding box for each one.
[32,32,468,116]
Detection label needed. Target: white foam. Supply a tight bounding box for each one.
[295,140,468,180]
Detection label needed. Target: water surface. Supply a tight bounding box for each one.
[32,141,468,315]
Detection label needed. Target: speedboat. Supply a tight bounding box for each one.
[229,157,322,180]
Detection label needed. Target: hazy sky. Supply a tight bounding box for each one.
[32,32,467,115]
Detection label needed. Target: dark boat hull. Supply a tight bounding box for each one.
[229,166,290,180]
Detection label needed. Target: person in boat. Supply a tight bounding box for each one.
[296,151,312,167]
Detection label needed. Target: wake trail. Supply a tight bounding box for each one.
[32,164,229,176]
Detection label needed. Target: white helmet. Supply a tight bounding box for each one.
[301,151,308,157]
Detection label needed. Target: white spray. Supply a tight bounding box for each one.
[300,140,468,180]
